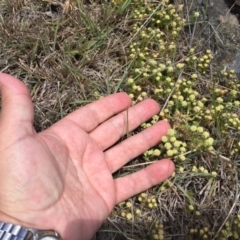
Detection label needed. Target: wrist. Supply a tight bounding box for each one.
[0,220,61,240]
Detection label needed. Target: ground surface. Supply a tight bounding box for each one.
[1,0,240,240]
[191,0,240,76]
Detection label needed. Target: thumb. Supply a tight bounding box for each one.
[0,73,34,135]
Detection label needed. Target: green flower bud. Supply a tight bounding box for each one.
[161,136,168,142]
[179,155,186,161]
[126,213,132,220]
[188,205,194,211]
[166,150,174,156]
[167,129,176,136]
[148,59,157,66]
[191,73,198,79]
[153,149,161,156]
[164,142,172,149]
[190,125,197,132]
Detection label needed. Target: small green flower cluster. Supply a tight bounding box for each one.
[189,227,210,240]
[218,216,240,240]
[222,69,239,83]
[197,70,240,156]
[159,179,174,192]
[157,67,240,157]
[191,165,217,177]
[133,1,185,39]
[145,127,214,162]
[210,86,240,133]
[117,192,158,221]
[119,202,133,220]
[143,129,187,161]
[231,141,240,156]
[141,115,160,129]
[187,204,202,217]
[185,49,213,74]
[157,77,213,127]
[160,129,187,159]
[151,222,165,240]
[187,125,214,151]
[189,214,240,239]
[126,1,185,102]
[118,201,140,220]
[138,192,158,209]
[111,0,122,5]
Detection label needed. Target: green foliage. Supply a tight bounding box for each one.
[112,0,240,239]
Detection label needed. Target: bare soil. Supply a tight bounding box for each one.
[188,0,240,77]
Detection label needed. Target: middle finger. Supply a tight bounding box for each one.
[89,99,160,150]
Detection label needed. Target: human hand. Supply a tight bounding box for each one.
[0,73,174,240]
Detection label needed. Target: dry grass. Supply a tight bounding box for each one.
[1,0,240,239]
[0,0,128,129]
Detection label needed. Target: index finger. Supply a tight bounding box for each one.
[60,92,132,132]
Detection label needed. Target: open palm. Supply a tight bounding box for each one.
[0,73,174,240]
